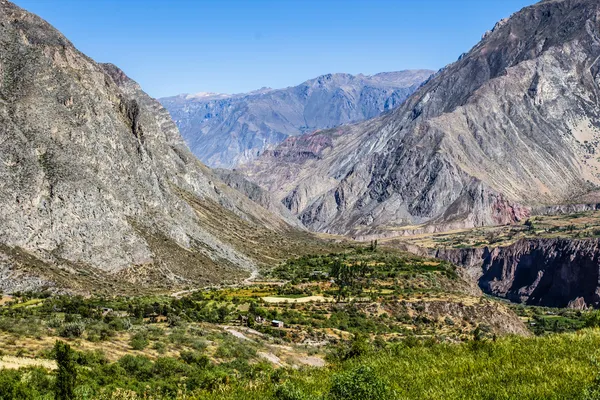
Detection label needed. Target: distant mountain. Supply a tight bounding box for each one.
[241,0,600,237]
[160,70,433,168]
[0,0,320,294]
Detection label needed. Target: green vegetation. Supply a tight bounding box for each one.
[54,341,76,400]
[1,330,600,399]
[2,246,600,399]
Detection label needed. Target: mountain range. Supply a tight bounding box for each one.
[160,70,433,168]
[3,0,600,299]
[240,0,600,237]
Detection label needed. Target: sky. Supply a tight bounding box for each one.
[13,0,534,98]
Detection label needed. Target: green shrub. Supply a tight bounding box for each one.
[59,322,85,338]
[118,355,154,381]
[108,318,131,332]
[129,332,149,350]
[180,350,210,368]
[329,365,394,400]
[86,322,114,342]
[275,381,313,400]
[152,341,167,354]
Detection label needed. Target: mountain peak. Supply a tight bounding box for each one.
[241,0,600,237]
[160,70,433,168]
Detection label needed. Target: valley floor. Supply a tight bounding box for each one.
[1,238,600,399]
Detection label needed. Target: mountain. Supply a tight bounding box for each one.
[241,0,600,237]
[159,70,433,168]
[0,1,325,294]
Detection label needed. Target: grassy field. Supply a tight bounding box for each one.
[201,330,600,400]
[3,329,600,399]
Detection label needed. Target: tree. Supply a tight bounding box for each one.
[346,333,371,360]
[331,259,356,301]
[369,239,378,251]
[54,341,76,400]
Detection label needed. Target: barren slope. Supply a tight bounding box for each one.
[243,0,600,237]
[160,70,433,168]
[0,1,325,294]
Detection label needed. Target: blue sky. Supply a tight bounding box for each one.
[13,0,534,98]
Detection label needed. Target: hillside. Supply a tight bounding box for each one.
[160,70,433,168]
[242,0,600,237]
[0,0,329,294]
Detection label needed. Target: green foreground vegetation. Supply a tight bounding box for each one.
[3,331,600,399]
[2,246,600,399]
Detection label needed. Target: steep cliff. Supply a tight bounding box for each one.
[242,0,600,236]
[0,1,321,294]
[160,70,433,168]
[436,238,600,308]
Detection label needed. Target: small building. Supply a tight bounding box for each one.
[101,307,113,316]
[271,320,284,328]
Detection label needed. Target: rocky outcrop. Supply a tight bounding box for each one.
[242,0,600,237]
[436,238,600,308]
[213,168,305,229]
[0,1,316,294]
[160,70,433,168]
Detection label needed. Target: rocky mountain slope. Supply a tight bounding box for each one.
[242,0,600,237]
[160,71,433,168]
[0,0,325,294]
[436,238,600,309]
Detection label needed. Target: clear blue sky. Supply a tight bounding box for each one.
[13,0,534,98]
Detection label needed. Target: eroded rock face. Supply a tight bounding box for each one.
[212,169,305,229]
[159,71,433,168]
[436,238,600,308]
[0,1,307,293]
[242,0,600,236]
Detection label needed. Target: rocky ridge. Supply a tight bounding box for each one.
[242,0,600,237]
[0,0,320,294]
[160,70,433,168]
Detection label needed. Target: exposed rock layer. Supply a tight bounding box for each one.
[436,238,600,308]
[242,0,600,236]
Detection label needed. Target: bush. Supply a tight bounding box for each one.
[275,381,313,400]
[152,341,167,354]
[180,350,210,368]
[108,318,131,332]
[86,322,114,342]
[129,332,149,350]
[329,366,394,400]
[118,355,154,381]
[59,322,85,338]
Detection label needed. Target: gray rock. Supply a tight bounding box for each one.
[0,1,309,293]
[160,71,433,168]
[436,238,600,308]
[242,0,600,237]
[213,168,305,229]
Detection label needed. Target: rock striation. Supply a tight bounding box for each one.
[0,0,315,294]
[436,238,600,308]
[242,0,600,237]
[160,71,433,168]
